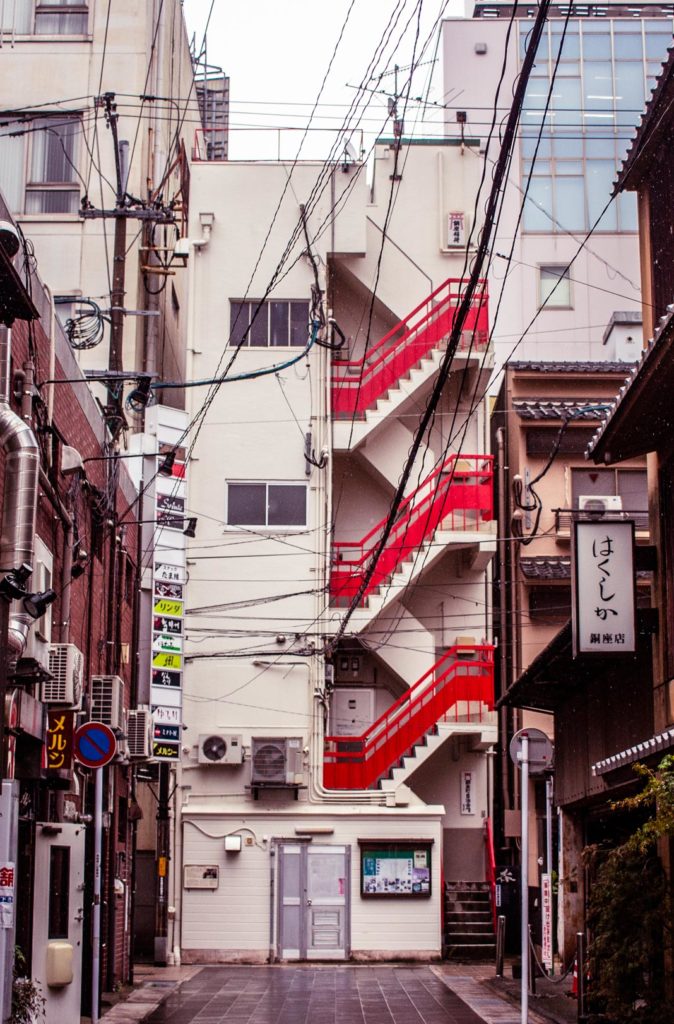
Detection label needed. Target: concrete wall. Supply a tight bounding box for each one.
[180,810,443,961]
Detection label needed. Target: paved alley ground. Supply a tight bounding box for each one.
[103,964,563,1024]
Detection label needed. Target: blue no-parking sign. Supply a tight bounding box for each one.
[74,721,117,768]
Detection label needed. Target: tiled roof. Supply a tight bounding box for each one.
[592,726,674,776]
[615,45,674,192]
[509,361,636,374]
[513,400,610,421]
[520,557,570,581]
[586,303,674,459]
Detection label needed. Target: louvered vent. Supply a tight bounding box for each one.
[127,708,152,758]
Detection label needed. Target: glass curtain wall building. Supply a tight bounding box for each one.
[521,16,674,233]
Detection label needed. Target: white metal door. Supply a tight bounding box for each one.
[277,843,350,960]
[332,688,374,735]
[32,823,85,1024]
[305,845,349,959]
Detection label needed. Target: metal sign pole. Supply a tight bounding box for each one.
[520,734,529,1024]
[92,768,103,1024]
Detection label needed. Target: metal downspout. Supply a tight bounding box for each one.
[0,326,40,657]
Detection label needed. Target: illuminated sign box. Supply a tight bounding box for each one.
[572,519,636,656]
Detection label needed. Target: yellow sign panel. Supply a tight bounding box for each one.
[152,651,182,670]
[153,599,183,617]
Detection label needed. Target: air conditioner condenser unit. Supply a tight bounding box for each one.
[45,644,84,708]
[578,495,623,514]
[198,734,243,765]
[250,737,303,786]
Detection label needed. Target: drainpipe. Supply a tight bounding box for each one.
[0,326,40,657]
[37,469,74,644]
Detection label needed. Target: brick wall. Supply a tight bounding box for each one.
[2,304,139,988]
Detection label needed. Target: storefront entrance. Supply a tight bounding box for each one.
[277,843,350,960]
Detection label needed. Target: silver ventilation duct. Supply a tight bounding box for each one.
[0,326,39,656]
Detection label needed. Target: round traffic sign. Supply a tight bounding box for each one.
[74,721,117,768]
[509,727,553,775]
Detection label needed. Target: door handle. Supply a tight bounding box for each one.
[74,907,84,922]
[306,899,312,906]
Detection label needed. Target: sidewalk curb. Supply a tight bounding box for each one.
[99,966,202,1024]
[481,976,575,1024]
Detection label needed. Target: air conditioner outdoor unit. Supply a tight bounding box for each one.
[127,708,153,759]
[45,644,84,708]
[250,737,303,786]
[90,675,124,729]
[578,495,623,514]
[198,734,243,765]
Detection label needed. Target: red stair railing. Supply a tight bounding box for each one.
[484,818,498,932]
[324,644,494,790]
[331,278,489,419]
[330,453,493,604]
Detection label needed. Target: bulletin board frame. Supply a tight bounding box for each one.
[358,839,433,898]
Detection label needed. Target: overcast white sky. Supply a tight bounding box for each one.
[183,1,466,160]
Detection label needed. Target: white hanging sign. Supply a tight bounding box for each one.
[460,770,475,815]
[572,519,636,655]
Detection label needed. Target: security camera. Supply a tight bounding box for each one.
[0,221,20,259]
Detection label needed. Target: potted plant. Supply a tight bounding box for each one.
[10,948,45,1024]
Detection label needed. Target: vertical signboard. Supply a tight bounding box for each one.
[460,770,475,815]
[572,519,636,655]
[146,407,189,760]
[541,872,553,971]
[46,710,75,772]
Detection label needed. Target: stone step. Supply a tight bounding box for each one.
[444,909,491,925]
[444,943,496,962]
[445,898,492,913]
[445,881,491,892]
[445,920,494,935]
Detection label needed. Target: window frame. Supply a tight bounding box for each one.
[24,114,81,216]
[570,466,648,512]
[538,264,573,309]
[225,480,308,530]
[229,299,310,349]
[519,17,671,235]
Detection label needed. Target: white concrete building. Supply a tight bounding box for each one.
[0,0,220,393]
[441,1,674,367]
[175,138,499,962]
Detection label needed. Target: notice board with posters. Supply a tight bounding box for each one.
[359,840,433,897]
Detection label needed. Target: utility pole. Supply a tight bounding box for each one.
[104,92,127,383]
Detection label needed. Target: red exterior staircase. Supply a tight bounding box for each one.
[323,644,494,790]
[331,278,489,419]
[330,453,493,604]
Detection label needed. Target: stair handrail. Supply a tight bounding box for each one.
[328,643,493,745]
[324,645,494,789]
[331,453,493,598]
[484,817,498,932]
[332,276,487,380]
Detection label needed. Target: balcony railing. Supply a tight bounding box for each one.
[554,508,649,533]
[331,453,493,604]
[324,644,494,790]
[331,278,489,419]
[192,127,228,162]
